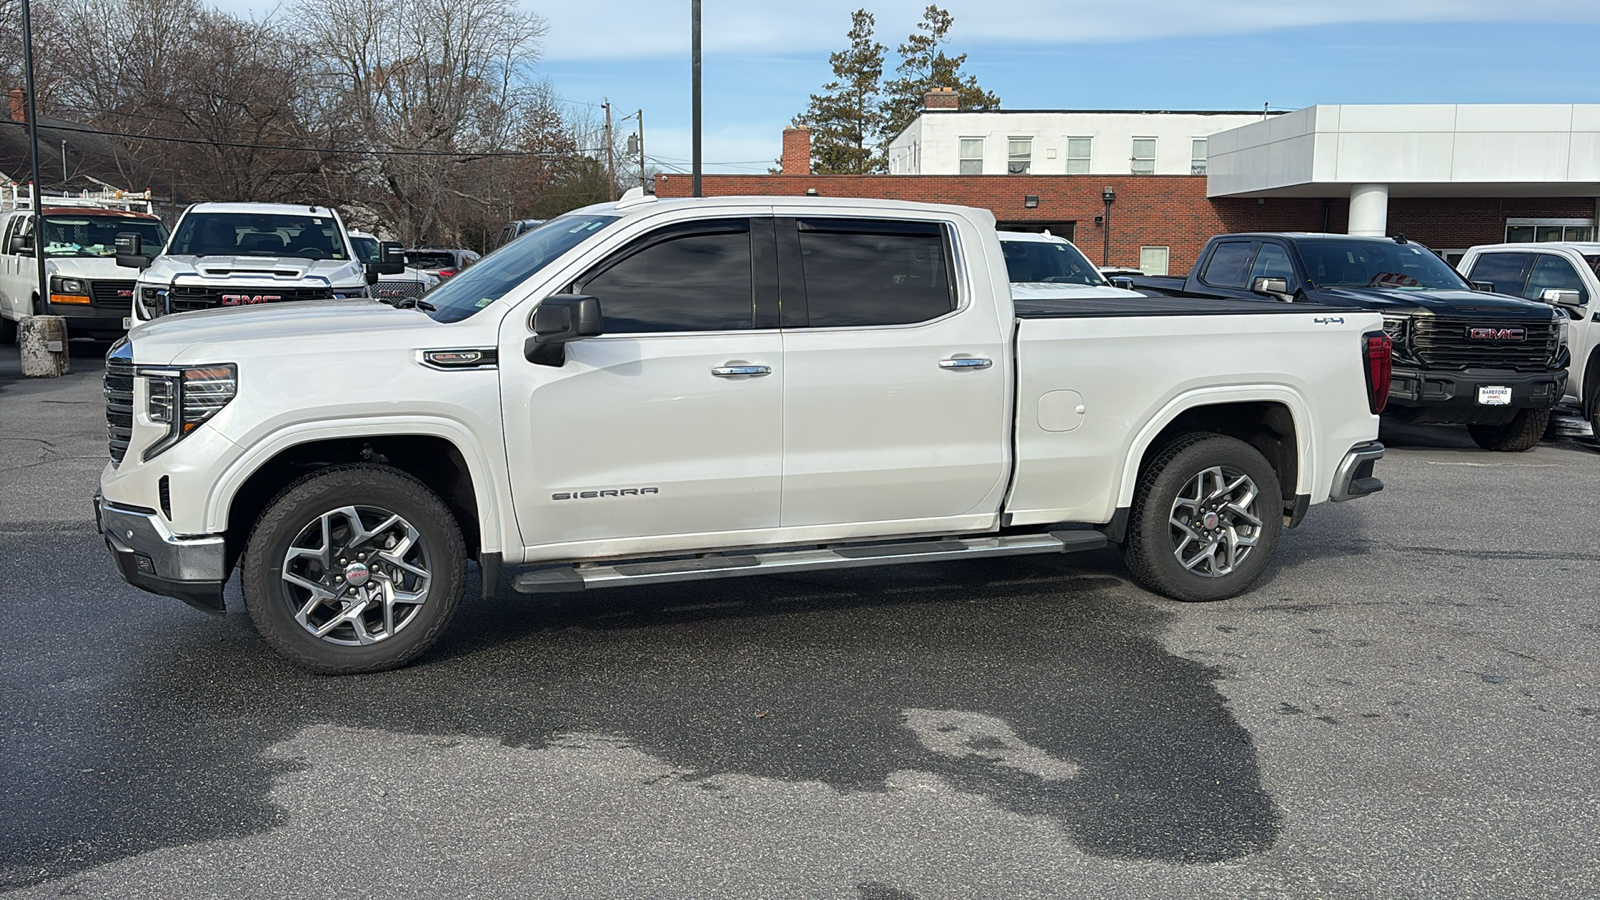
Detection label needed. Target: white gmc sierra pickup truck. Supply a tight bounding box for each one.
[95,196,1390,673]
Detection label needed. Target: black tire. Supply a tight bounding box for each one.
[1122,434,1283,603]
[1466,407,1549,452]
[242,464,466,674]
[0,314,15,345]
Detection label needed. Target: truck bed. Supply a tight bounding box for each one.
[1012,296,1361,319]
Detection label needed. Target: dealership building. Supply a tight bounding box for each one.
[657,93,1600,275]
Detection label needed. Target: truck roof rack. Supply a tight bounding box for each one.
[0,182,155,215]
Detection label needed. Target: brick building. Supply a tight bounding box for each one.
[656,98,1600,276]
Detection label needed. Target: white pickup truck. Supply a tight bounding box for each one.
[116,202,404,322]
[1457,242,1600,437]
[95,196,1390,673]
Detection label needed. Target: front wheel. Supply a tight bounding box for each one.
[242,464,466,674]
[1122,434,1283,602]
[1466,407,1549,452]
[0,314,15,345]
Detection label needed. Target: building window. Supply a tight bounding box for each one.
[959,138,984,175]
[1066,137,1091,175]
[1505,218,1595,242]
[1190,138,1208,175]
[1131,138,1157,175]
[1139,246,1170,276]
[1007,138,1032,175]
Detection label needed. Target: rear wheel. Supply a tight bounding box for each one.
[242,464,466,674]
[1122,434,1283,602]
[1466,408,1549,452]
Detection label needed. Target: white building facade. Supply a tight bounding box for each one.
[888,109,1274,178]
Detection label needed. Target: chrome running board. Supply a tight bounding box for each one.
[511,530,1108,594]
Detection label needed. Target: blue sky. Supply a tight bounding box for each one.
[216,1,1600,174]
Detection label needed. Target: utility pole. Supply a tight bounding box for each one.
[691,0,702,197]
[637,109,647,192]
[20,0,46,311]
[603,99,615,202]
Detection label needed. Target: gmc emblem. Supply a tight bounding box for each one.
[116,290,133,299]
[1467,326,1525,341]
[220,294,281,306]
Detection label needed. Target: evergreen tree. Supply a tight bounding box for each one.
[794,10,887,174]
[879,5,1000,149]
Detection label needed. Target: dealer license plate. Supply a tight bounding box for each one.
[1477,386,1512,406]
[122,317,132,329]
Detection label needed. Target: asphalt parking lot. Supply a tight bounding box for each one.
[2,343,1597,899]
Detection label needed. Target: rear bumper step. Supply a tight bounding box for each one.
[512,530,1108,594]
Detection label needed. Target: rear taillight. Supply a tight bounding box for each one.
[1363,331,1392,414]
[439,269,456,278]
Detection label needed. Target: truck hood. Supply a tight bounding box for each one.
[1010,281,1146,300]
[45,257,138,280]
[128,300,445,365]
[142,254,366,287]
[1315,286,1552,317]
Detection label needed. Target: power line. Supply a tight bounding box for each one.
[2,118,602,159]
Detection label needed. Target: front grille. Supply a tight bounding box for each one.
[370,281,425,302]
[91,280,136,311]
[166,285,336,313]
[105,355,135,464]
[1409,315,1559,371]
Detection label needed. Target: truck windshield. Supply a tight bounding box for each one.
[1000,238,1108,286]
[169,212,349,260]
[42,215,167,258]
[1297,239,1469,291]
[426,214,618,323]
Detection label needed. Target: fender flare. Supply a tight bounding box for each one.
[1113,385,1315,510]
[203,416,513,556]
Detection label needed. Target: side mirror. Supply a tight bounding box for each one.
[365,239,406,279]
[1541,288,1584,309]
[9,234,32,255]
[1470,280,1495,292]
[115,232,151,270]
[1251,276,1291,300]
[525,295,603,367]
[1110,276,1135,290]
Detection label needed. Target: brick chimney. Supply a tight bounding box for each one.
[781,126,811,175]
[9,88,25,123]
[923,86,959,111]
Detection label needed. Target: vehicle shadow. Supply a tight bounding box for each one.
[3,538,1281,889]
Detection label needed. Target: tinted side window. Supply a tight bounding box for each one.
[580,219,754,333]
[1526,254,1589,304]
[795,219,953,327]
[1466,252,1533,296]
[1200,241,1257,289]
[1249,243,1296,288]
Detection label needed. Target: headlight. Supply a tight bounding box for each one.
[49,276,91,304]
[139,287,169,318]
[1555,309,1569,348]
[141,364,237,461]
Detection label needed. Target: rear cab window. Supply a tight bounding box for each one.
[789,218,955,327]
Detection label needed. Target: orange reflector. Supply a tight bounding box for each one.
[50,293,92,305]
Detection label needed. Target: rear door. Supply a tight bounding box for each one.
[774,215,1009,531]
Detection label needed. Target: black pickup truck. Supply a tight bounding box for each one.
[1132,233,1569,451]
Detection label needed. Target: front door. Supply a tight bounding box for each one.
[501,217,785,557]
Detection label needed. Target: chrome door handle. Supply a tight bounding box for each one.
[939,357,992,370]
[711,365,772,377]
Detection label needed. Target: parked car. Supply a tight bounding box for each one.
[999,231,1145,300]
[0,186,167,343]
[405,248,479,280]
[95,195,1388,673]
[493,219,546,250]
[1457,242,1600,438]
[349,231,438,305]
[1130,232,1569,451]
[118,202,404,323]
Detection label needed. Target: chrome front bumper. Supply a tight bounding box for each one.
[1329,441,1385,502]
[95,493,228,612]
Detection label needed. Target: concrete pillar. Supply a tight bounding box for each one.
[1348,183,1389,237]
[19,315,71,377]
